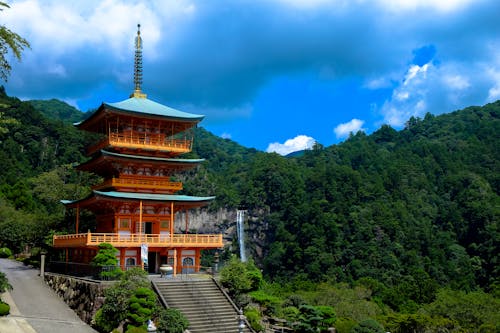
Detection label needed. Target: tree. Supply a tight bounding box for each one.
[350,319,385,333]
[126,287,157,331]
[93,268,150,333]
[156,308,189,333]
[0,2,30,81]
[90,243,123,280]
[220,256,262,297]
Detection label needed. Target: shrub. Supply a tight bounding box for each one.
[92,268,153,333]
[126,287,157,328]
[350,319,385,333]
[91,243,123,280]
[156,308,189,333]
[92,307,116,333]
[0,247,12,258]
[220,257,262,296]
[248,290,281,316]
[0,272,12,293]
[0,301,10,316]
[335,317,357,333]
[245,306,264,332]
[125,326,147,333]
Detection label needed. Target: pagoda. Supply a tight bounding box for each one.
[54,25,223,275]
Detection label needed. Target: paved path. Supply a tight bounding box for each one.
[0,259,97,333]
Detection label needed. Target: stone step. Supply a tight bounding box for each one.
[152,278,253,333]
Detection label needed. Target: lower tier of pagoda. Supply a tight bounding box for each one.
[53,232,223,249]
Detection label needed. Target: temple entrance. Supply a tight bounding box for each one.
[148,252,157,273]
[145,222,153,234]
[182,257,195,274]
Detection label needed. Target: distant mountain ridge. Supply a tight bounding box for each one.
[28,99,84,124]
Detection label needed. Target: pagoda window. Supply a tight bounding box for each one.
[119,206,132,214]
[119,218,131,230]
[126,257,136,267]
[158,207,170,215]
[144,206,155,214]
[123,166,133,175]
[160,220,169,229]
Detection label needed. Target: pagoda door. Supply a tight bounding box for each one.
[145,222,153,234]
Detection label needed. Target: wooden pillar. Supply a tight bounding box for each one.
[177,249,182,274]
[75,205,80,234]
[119,248,125,270]
[170,202,174,235]
[195,248,201,272]
[139,200,143,235]
[173,248,177,276]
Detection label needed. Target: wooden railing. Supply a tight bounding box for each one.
[87,133,192,155]
[93,176,183,192]
[53,232,224,248]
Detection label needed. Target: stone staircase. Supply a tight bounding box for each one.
[152,277,253,333]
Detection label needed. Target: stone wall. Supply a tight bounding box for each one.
[44,273,110,324]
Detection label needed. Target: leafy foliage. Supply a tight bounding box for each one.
[156,308,189,333]
[126,287,157,330]
[0,301,9,316]
[91,243,123,280]
[0,247,11,258]
[220,256,262,297]
[0,271,11,293]
[350,319,384,333]
[0,2,30,81]
[92,268,150,333]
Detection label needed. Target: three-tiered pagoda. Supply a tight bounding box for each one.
[53,25,223,275]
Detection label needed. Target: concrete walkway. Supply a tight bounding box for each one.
[0,258,97,333]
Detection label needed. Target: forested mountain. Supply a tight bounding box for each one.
[0,87,499,330]
[28,98,85,124]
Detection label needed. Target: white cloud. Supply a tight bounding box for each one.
[266,135,316,155]
[377,0,475,12]
[4,0,162,57]
[220,133,232,139]
[363,77,392,89]
[334,119,365,138]
[378,59,500,127]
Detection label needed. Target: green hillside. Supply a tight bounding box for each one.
[0,88,498,331]
[187,103,499,291]
[28,98,85,124]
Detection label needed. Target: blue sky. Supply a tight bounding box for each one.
[3,0,500,154]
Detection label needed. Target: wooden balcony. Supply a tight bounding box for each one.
[93,176,183,193]
[53,232,224,249]
[88,132,192,155]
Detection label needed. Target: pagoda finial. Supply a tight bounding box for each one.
[131,23,147,98]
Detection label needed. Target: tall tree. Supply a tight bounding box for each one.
[0,1,30,81]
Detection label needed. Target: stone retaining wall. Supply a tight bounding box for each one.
[44,273,111,324]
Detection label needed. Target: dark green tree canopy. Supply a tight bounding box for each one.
[0,2,30,81]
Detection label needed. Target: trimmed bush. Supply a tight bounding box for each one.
[156,308,189,333]
[91,243,123,280]
[126,287,157,328]
[245,306,264,332]
[350,318,385,333]
[0,247,12,258]
[0,301,10,316]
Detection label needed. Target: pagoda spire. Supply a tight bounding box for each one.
[131,24,147,98]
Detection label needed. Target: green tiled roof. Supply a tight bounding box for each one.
[94,191,215,202]
[104,97,204,121]
[62,191,215,206]
[101,150,205,164]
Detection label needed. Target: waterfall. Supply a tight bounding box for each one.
[236,210,247,262]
